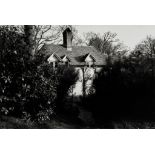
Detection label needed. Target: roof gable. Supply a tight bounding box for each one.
[40,44,107,66]
[84,53,96,62]
[47,53,61,63]
[61,55,71,62]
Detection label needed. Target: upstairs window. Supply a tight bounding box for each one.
[53,61,59,68]
[84,54,96,68]
[61,55,71,67]
[65,61,70,66]
[86,61,94,67]
[47,53,61,68]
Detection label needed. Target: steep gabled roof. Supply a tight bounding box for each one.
[47,53,62,62]
[39,44,107,66]
[61,55,71,62]
[84,53,96,62]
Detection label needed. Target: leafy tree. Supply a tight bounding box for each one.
[23,25,81,57]
[83,56,155,127]
[0,26,57,121]
[55,66,78,113]
[133,36,155,58]
[84,31,127,58]
[0,26,78,123]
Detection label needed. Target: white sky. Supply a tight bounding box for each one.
[75,25,155,50]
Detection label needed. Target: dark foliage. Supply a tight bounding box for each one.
[0,26,78,123]
[84,56,155,126]
[0,26,57,121]
[55,66,78,115]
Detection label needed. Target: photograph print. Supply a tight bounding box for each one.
[0,25,155,129]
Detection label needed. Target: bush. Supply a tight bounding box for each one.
[86,56,155,124]
[55,66,78,114]
[0,26,58,122]
[0,26,79,123]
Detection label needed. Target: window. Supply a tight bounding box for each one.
[53,62,59,68]
[86,61,93,67]
[65,61,69,66]
[85,54,96,68]
[62,55,70,66]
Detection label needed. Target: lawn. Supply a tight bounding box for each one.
[1,114,155,129]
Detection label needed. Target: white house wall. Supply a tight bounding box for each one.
[47,55,59,63]
[62,56,69,62]
[69,66,103,97]
[72,67,83,96]
[85,55,93,62]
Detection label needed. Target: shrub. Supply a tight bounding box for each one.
[0,26,58,122]
[55,66,78,113]
[0,26,79,123]
[87,56,155,124]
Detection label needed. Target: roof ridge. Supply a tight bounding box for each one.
[40,43,106,65]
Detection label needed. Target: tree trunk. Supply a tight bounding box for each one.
[24,25,35,59]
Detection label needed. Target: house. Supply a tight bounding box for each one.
[40,27,106,96]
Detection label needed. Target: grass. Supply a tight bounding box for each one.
[0,116,36,129]
[0,114,85,129]
[1,115,155,129]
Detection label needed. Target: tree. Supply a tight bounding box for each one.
[55,66,78,113]
[133,36,155,58]
[132,36,155,107]
[0,26,57,121]
[132,36,155,78]
[0,25,79,123]
[84,31,127,58]
[24,25,36,58]
[23,25,80,58]
[84,57,155,127]
[24,25,62,58]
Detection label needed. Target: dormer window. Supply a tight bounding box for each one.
[86,61,94,67]
[47,53,61,68]
[65,61,69,66]
[53,62,58,68]
[84,53,96,67]
[61,55,71,66]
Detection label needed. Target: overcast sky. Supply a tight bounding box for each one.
[75,25,155,50]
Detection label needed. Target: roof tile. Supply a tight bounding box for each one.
[40,44,107,66]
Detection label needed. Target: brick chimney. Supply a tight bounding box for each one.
[63,27,73,51]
